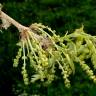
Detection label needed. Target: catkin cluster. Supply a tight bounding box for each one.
[13,24,96,87]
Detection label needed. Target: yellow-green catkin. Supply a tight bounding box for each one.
[63,66,71,88]
[13,47,22,67]
[38,50,48,67]
[80,61,96,83]
[58,60,71,88]
[21,66,29,85]
[64,78,71,88]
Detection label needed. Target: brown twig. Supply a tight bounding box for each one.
[0,11,29,32]
[0,10,53,49]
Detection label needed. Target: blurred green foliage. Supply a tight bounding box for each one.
[1,0,96,96]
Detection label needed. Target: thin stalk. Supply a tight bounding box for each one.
[22,41,26,68]
[27,37,38,61]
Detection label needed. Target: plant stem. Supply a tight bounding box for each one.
[0,10,53,48]
[0,11,29,32]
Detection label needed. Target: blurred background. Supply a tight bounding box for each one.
[0,0,96,96]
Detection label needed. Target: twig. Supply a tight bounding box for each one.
[0,11,29,32]
[0,9,53,49]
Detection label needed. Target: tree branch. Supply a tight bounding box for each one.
[0,11,29,32]
[0,9,53,49]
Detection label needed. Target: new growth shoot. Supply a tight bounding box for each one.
[1,4,96,88]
